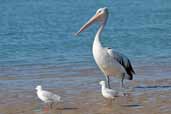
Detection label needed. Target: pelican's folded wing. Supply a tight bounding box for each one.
[107,48,135,80]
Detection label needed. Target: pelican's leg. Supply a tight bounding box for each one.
[105,75,111,89]
[121,73,125,89]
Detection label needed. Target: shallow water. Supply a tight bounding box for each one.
[0,0,171,91]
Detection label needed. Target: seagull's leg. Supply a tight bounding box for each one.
[105,75,111,89]
[48,103,51,109]
[54,102,59,109]
[43,103,49,112]
[50,102,53,109]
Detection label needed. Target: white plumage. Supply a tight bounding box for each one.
[76,7,135,89]
[99,81,123,99]
[35,85,62,108]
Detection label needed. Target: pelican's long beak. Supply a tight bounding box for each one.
[75,13,101,36]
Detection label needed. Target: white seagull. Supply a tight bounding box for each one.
[99,80,122,99]
[35,85,62,108]
[75,7,135,89]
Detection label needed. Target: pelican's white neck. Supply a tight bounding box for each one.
[97,23,105,38]
[94,20,107,48]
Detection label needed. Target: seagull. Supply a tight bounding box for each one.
[35,85,62,109]
[75,7,135,89]
[99,81,123,99]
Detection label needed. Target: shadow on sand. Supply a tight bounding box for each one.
[56,107,79,110]
[121,104,142,108]
[134,85,171,90]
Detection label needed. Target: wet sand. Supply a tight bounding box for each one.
[0,78,171,114]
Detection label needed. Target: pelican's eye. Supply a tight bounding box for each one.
[98,10,102,13]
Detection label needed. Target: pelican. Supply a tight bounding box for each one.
[75,7,135,89]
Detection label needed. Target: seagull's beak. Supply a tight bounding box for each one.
[75,13,101,36]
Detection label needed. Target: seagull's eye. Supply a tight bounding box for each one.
[98,10,102,13]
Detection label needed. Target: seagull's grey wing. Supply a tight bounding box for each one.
[107,48,135,80]
[105,88,118,97]
[42,91,61,102]
[51,94,61,102]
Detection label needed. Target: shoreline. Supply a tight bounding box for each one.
[0,78,171,114]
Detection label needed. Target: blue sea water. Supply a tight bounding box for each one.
[0,0,170,89]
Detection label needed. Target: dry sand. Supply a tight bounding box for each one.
[0,79,171,114]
